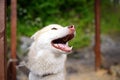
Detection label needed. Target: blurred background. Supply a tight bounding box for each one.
[7,0,120,80]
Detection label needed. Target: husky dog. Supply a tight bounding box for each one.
[26,24,75,80]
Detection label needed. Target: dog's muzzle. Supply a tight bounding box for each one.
[51,25,75,52]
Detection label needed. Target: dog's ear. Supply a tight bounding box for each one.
[31,31,40,40]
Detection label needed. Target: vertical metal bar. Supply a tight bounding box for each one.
[94,0,101,71]
[10,0,17,80]
[0,0,7,80]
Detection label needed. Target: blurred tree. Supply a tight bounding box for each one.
[7,0,94,26]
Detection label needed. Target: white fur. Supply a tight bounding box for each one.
[26,24,74,80]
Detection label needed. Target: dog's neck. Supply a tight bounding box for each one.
[28,46,66,80]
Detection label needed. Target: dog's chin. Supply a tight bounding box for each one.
[51,43,72,54]
[51,46,71,54]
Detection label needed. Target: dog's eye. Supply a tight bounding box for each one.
[51,27,57,30]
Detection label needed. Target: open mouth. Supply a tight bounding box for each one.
[51,33,74,52]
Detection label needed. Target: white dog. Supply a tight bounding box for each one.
[26,24,75,80]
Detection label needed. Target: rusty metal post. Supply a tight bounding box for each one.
[0,0,7,80]
[94,0,101,71]
[9,0,17,80]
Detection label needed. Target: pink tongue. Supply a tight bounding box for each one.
[57,44,71,52]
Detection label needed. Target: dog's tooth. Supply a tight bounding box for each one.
[70,46,73,50]
[54,44,58,47]
[66,43,68,46]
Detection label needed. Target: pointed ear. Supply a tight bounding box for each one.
[31,31,40,40]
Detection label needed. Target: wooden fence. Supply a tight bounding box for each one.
[0,0,7,80]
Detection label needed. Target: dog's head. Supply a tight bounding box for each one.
[31,24,75,54]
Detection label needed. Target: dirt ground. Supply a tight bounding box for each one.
[66,59,120,80]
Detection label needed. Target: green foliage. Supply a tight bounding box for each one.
[7,0,120,49]
[101,0,120,34]
[16,0,94,26]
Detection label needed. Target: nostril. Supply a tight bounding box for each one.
[68,25,75,33]
[68,25,74,29]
